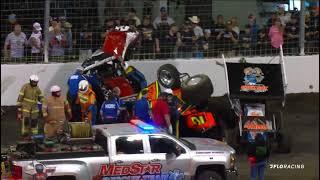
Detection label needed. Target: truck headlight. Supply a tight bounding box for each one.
[230,153,236,169]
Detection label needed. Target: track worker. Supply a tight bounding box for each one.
[76,80,97,125]
[17,74,44,137]
[42,85,72,139]
[67,68,86,121]
[100,92,121,124]
[133,89,152,124]
[164,88,180,137]
[152,92,173,134]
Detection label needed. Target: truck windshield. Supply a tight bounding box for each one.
[179,138,196,150]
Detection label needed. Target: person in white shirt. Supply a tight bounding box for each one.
[278,5,291,26]
[29,22,43,61]
[128,8,141,27]
[4,24,27,61]
[189,16,204,58]
[152,7,175,29]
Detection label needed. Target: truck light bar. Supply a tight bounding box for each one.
[130,119,154,131]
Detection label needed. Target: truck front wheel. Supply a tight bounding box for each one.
[197,170,223,180]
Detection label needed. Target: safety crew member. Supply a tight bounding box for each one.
[76,80,97,125]
[164,88,180,137]
[112,87,129,122]
[124,62,147,92]
[152,92,173,134]
[100,92,121,124]
[17,74,44,137]
[133,89,152,124]
[42,85,72,139]
[67,67,86,121]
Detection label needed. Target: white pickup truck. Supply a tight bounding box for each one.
[2,120,237,180]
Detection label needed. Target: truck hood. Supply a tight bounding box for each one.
[182,138,235,153]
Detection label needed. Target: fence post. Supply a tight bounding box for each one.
[44,0,50,63]
[299,0,305,56]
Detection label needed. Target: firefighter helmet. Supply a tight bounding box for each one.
[78,80,89,93]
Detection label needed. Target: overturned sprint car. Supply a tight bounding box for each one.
[78,27,220,138]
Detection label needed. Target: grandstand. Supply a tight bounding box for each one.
[1,0,319,63]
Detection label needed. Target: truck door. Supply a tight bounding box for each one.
[147,135,192,179]
[105,134,152,179]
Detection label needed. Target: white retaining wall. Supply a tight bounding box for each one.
[1,55,319,106]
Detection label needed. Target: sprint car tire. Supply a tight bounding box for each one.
[197,170,223,180]
[157,64,181,89]
[276,132,292,153]
[181,74,213,105]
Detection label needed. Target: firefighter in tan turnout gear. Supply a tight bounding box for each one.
[42,85,72,139]
[17,74,44,137]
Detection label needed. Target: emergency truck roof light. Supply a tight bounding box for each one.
[130,119,154,131]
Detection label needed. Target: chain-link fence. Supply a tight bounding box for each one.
[1,0,319,64]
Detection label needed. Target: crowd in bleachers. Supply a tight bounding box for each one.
[1,5,319,63]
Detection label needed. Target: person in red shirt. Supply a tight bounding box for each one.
[151,92,173,134]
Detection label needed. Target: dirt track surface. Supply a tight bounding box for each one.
[1,93,319,180]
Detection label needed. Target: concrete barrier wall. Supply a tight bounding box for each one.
[1,55,319,106]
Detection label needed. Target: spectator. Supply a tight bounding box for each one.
[267,12,278,29]
[28,22,43,62]
[239,24,252,56]
[155,24,179,59]
[247,133,270,180]
[128,18,138,32]
[49,17,60,32]
[100,18,115,43]
[128,8,141,27]
[284,15,299,55]
[114,18,121,26]
[48,24,68,59]
[137,15,155,59]
[213,14,226,38]
[153,7,175,29]
[216,20,238,57]
[77,23,94,62]
[1,13,18,49]
[63,22,73,55]
[230,17,240,37]
[4,24,27,61]
[248,14,259,47]
[177,20,193,58]
[203,29,214,57]
[152,92,173,134]
[277,4,291,26]
[189,16,204,58]
[268,18,284,50]
[305,10,319,54]
[256,28,270,55]
[212,15,226,56]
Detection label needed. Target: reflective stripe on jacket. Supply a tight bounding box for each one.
[76,88,96,113]
[42,95,71,122]
[17,83,44,115]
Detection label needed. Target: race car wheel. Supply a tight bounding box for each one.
[197,170,223,180]
[157,64,181,89]
[182,74,213,105]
